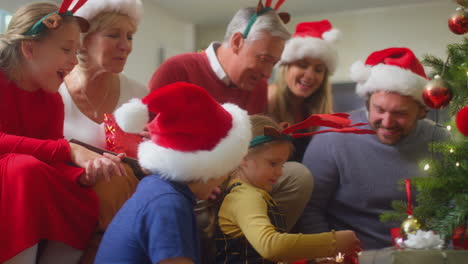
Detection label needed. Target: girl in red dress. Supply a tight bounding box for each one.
[0,2,126,263]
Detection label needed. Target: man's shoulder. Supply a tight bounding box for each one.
[161,51,206,67]
[305,109,371,155]
[347,108,368,123]
[418,118,452,141]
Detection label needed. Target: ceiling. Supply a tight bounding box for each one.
[153,0,434,25]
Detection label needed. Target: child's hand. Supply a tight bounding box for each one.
[334,230,362,259]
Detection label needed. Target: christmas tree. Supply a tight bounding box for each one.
[380,34,468,247]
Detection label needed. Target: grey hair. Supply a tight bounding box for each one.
[223,7,290,46]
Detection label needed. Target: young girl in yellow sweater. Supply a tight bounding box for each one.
[215,114,373,263]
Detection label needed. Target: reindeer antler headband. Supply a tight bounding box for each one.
[24,0,89,36]
[243,0,290,38]
[249,113,375,148]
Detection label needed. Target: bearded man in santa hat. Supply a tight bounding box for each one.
[298,47,452,250]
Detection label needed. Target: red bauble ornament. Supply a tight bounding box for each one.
[453,225,468,250]
[448,7,468,35]
[456,106,468,137]
[422,75,452,109]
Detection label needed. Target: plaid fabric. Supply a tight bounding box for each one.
[215,182,287,263]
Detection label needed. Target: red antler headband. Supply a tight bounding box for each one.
[243,0,290,38]
[249,113,375,148]
[24,0,89,36]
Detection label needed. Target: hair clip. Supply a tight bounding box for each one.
[24,0,89,36]
[243,0,290,38]
[249,113,376,148]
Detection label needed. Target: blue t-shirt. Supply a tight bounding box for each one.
[95,175,201,264]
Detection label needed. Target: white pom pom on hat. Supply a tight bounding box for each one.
[114,98,148,134]
[350,60,371,84]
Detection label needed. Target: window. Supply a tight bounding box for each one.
[0,9,12,33]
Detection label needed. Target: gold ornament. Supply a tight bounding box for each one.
[401,215,421,238]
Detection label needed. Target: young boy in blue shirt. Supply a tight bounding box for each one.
[95,82,252,264]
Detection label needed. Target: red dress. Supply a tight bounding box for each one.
[0,71,98,262]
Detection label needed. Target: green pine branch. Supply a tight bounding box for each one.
[422,37,468,115]
[381,38,467,245]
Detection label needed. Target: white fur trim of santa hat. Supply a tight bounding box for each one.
[137,103,252,183]
[350,61,428,104]
[280,33,340,75]
[74,0,143,25]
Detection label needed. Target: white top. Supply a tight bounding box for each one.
[59,74,147,148]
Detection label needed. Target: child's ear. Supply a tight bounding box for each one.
[21,40,35,60]
[240,156,249,168]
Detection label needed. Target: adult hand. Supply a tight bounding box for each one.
[69,143,127,186]
[334,230,362,259]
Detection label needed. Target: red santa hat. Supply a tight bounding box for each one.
[280,20,341,75]
[114,82,251,182]
[74,0,143,25]
[350,47,428,104]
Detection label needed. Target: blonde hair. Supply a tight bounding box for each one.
[78,12,137,65]
[268,64,333,128]
[0,3,62,79]
[247,114,293,156]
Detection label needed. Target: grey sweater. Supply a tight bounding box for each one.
[298,109,451,249]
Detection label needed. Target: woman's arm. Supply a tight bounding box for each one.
[0,132,71,163]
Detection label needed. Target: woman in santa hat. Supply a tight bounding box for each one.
[267,20,340,162]
[57,0,147,262]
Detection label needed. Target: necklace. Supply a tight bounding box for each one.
[82,84,111,119]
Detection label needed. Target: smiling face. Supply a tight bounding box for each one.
[239,141,291,192]
[82,14,136,73]
[22,20,81,93]
[286,58,326,98]
[368,91,426,145]
[228,32,285,91]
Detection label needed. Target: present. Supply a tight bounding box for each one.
[104,113,143,159]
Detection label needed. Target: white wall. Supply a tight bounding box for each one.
[196,1,464,83]
[1,0,37,13]
[0,0,196,85]
[126,0,195,85]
